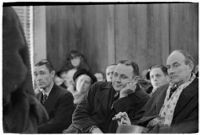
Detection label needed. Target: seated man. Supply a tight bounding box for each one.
[105,64,116,82]
[94,72,105,82]
[34,60,75,133]
[65,60,149,133]
[115,50,198,133]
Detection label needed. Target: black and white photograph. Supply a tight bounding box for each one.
[2,1,199,133]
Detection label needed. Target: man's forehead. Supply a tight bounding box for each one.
[150,68,163,75]
[167,51,185,65]
[107,65,116,71]
[34,65,48,71]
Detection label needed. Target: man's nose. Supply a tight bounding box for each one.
[115,76,121,82]
[168,68,175,75]
[35,75,42,81]
[153,77,157,81]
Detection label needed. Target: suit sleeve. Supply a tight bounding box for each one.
[38,92,75,133]
[72,84,99,133]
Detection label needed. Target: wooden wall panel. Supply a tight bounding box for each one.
[169,3,198,64]
[44,3,198,74]
[115,4,170,72]
[80,5,110,73]
[46,6,83,71]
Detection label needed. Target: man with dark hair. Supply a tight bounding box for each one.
[34,59,75,133]
[115,50,198,133]
[65,60,149,133]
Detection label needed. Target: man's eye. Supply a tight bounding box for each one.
[121,75,128,79]
[174,63,180,68]
[156,74,161,77]
[113,73,118,77]
[39,71,45,75]
[166,65,170,69]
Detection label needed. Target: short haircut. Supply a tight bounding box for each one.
[35,59,54,72]
[172,50,195,72]
[118,60,139,76]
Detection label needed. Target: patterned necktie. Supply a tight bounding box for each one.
[42,94,48,104]
[169,84,178,99]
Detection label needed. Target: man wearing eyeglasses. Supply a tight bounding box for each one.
[34,60,75,133]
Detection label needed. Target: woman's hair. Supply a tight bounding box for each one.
[146,64,168,80]
[63,50,90,71]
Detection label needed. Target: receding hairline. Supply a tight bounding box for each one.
[169,50,194,64]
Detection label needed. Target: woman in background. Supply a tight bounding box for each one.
[62,50,90,71]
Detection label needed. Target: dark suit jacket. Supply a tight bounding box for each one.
[137,78,198,133]
[65,82,149,133]
[36,84,75,133]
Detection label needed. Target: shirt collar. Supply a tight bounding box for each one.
[42,82,54,97]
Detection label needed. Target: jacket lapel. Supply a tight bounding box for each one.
[37,92,43,103]
[173,78,198,118]
[43,84,57,111]
[155,85,168,114]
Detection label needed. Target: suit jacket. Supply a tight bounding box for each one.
[65,82,149,133]
[36,84,75,133]
[137,78,198,133]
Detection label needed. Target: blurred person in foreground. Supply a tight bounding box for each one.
[115,50,198,133]
[3,7,48,133]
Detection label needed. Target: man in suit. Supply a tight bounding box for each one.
[34,59,75,133]
[65,60,149,133]
[116,50,198,133]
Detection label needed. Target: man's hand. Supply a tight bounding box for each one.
[147,117,165,129]
[119,81,137,98]
[112,112,131,126]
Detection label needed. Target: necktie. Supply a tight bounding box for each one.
[42,94,48,104]
[168,84,178,99]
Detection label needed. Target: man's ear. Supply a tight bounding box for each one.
[188,62,194,73]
